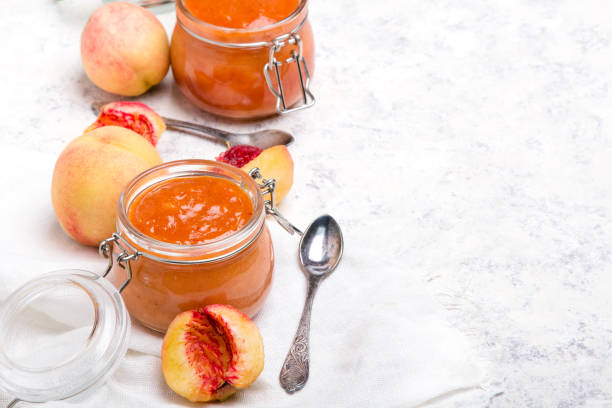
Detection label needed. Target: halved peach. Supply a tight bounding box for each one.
[161,305,264,402]
[86,101,166,146]
[216,145,294,203]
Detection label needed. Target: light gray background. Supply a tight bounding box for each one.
[2,0,612,406]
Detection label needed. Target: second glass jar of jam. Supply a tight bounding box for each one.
[105,160,274,332]
[170,0,315,118]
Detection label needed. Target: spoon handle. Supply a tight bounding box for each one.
[279,277,320,393]
[136,0,174,7]
[163,117,233,146]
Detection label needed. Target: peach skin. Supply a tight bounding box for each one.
[216,145,294,203]
[51,126,162,246]
[81,2,169,96]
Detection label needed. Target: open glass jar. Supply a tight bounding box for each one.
[0,270,130,405]
[170,0,315,118]
[103,160,275,333]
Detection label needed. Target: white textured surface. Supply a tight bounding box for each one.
[2,0,612,406]
[0,148,483,408]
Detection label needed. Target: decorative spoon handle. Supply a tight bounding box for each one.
[279,276,320,393]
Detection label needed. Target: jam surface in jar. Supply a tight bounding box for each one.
[129,176,253,245]
[184,0,299,28]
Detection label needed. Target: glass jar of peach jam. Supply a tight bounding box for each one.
[104,160,274,332]
[170,0,315,118]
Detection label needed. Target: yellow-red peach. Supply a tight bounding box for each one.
[51,126,162,246]
[86,101,166,146]
[216,145,294,203]
[81,2,170,96]
[162,305,264,402]
[244,145,294,204]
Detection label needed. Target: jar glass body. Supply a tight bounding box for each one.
[170,0,315,118]
[108,160,274,332]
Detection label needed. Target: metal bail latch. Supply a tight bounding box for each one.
[249,168,303,236]
[264,33,315,115]
[98,233,140,293]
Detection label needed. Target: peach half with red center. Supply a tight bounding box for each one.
[216,145,294,203]
[86,101,166,146]
[161,305,264,402]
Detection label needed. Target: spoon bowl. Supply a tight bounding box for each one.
[299,215,343,277]
[279,214,343,394]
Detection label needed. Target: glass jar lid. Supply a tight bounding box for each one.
[0,270,130,403]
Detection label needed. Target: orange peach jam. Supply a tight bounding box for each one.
[108,160,274,333]
[184,0,298,29]
[129,176,253,245]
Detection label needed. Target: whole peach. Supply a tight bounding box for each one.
[81,2,170,96]
[51,126,162,246]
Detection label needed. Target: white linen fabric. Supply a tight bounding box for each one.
[0,146,484,407]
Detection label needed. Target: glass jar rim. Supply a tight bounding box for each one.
[116,159,266,263]
[177,0,308,36]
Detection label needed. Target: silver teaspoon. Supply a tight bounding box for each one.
[279,215,343,393]
[91,101,294,149]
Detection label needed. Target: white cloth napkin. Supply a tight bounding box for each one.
[0,146,485,407]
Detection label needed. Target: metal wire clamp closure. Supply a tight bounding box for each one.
[264,33,315,115]
[98,233,140,293]
[249,167,303,236]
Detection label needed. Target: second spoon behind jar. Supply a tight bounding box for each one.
[91,101,294,149]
